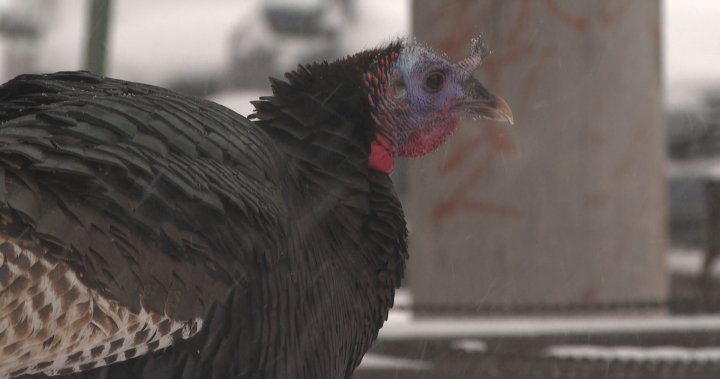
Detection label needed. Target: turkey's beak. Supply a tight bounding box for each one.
[460,79,514,125]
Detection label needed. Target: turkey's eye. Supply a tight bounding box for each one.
[423,71,445,93]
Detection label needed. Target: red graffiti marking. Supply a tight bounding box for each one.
[432,152,522,222]
[585,192,609,208]
[427,0,634,224]
[507,0,534,45]
[439,124,515,175]
[543,0,591,32]
[516,45,557,113]
[439,132,487,174]
[598,2,632,26]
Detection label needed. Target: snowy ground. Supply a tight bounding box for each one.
[361,312,720,373]
[359,247,720,371]
[546,344,720,362]
[379,314,720,340]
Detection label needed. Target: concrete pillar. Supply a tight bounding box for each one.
[407,0,666,312]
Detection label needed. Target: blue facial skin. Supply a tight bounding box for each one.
[369,41,512,159]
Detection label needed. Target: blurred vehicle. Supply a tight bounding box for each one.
[229,0,354,89]
[263,0,350,35]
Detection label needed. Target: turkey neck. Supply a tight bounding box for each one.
[250,43,407,276]
[249,46,408,377]
[250,43,403,185]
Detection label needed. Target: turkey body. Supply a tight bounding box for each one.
[0,67,406,378]
[0,38,513,379]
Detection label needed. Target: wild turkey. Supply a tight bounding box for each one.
[0,38,512,378]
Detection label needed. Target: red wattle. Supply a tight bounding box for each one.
[368,139,394,174]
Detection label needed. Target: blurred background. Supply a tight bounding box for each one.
[0,0,408,114]
[2,0,720,378]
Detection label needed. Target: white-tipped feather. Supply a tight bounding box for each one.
[0,238,203,378]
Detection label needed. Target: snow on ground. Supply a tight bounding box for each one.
[357,353,432,371]
[450,338,488,353]
[668,246,720,277]
[378,314,720,340]
[387,288,413,323]
[546,345,720,362]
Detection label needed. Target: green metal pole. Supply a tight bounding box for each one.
[85,0,112,75]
